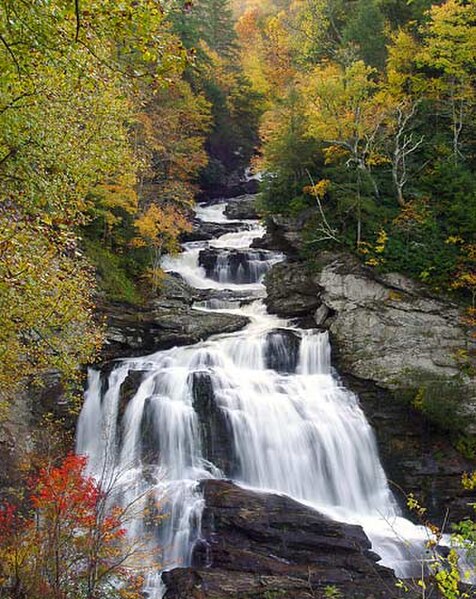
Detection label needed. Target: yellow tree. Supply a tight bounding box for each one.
[302,60,387,243]
[418,0,476,164]
[132,204,192,294]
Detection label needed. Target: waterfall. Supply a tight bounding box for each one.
[77,198,441,596]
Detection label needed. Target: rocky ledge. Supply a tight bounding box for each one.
[182,219,247,242]
[100,274,249,362]
[163,480,402,599]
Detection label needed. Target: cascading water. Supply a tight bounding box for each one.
[77,199,442,597]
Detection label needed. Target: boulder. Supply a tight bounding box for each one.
[224,194,259,220]
[162,480,401,599]
[264,261,322,317]
[181,220,247,242]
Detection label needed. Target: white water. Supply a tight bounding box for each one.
[77,198,448,596]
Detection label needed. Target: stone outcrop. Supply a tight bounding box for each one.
[182,219,246,242]
[264,261,322,317]
[253,211,314,256]
[315,253,475,391]
[100,274,249,361]
[223,194,259,220]
[163,480,402,599]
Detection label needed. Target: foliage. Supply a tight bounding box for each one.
[399,483,476,599]
[240,0,476,303]
[0,0,216,402]
[0,454,150,599]
[131,203,192,293]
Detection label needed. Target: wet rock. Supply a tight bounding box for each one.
[264,261,322,317]
[265,329,301,374]
[343,374,476,524]
[224,194,259,220]
[101,302,249,362]
[98,271,250,361]
[140,396,161,465]
[191,372,235,474]
[182,220,247,242]
[162,480,400,599]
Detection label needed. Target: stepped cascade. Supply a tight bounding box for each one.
[77,197,438,597]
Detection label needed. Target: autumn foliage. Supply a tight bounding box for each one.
[0,454,142,599]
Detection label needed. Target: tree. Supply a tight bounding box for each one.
[0,454,150,599]
[0,0,192,400]
[342,0,388,69]
[132,204,192,293]
[418,0,476,164]
[302,60,386,243]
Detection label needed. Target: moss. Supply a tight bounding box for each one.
[397,369,475,458]
[84,239,142,304]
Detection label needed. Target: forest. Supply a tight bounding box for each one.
[0,0,475,598]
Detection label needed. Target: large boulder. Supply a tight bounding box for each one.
[264,261,322,317]
[162,480,401,599]
[224,194,259,220]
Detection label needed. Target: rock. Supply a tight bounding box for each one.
[162,480,400,599]
[265,329,301,373]
[315,253,476,521]
[224,194,259,220]
[99,273,249,361]
[101,302,249,361]
[314,253,475,393]
[253,211,314,256]
[158,273,199,305]
[191,372,235,474]
[264,261,322,317]
[344,374,476,524]
[181,219,247,242]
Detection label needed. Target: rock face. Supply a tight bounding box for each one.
[223,194,259,220]
[163,480,401,599]
[264,261,322,317]
[100,274,249,361]
[315,253,475,391]
[191,372,235,474]
[253,211,313,256]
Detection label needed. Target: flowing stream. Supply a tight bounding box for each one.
[77,197,439,596]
